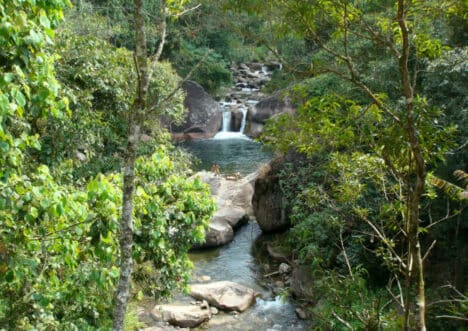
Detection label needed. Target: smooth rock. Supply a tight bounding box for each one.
[168,80,221,138]
[252,156,291,233]
[142,325,189,331]
[190,281,256,312]
[295,307,308,320]
[151,304,211,328]
[192,171,257,248]
[203,219,234,248]
[198,275,212,282]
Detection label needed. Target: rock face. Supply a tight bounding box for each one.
[290,265,314,301]
[203,218,234,248]
[193,171,255,248]
[170,80,221,139]
[150,304,211,328]
[247,93,295,138]
[252,155,291,233]
[190,281,256,312]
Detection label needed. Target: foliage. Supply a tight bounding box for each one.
[0,148,214,329]
[40,15,186,179]
[0,1,215,328]
[132,148,216,299]
[0,0,70,181]
[169,40,232,97]
[308,269,400,331]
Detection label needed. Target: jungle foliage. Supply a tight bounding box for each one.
[0,1,215,329]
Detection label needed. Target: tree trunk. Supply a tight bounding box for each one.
[397,1,427,330]
[112,123,139,330]
[112,0,148,329]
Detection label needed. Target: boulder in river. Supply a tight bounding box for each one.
[169,80,221,139]
[246,93,295,138]
[192,171,256,248]
[141,323,190,331]
[190,281,257,312]
[150,304,211,328]
[203,219,234,248]
[252,155,291,233]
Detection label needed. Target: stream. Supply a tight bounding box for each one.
[171,63,308,330]
[182,137,307,330]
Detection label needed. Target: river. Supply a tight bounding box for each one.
[182,136,308,331]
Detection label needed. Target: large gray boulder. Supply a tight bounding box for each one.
[150,304,211,328]
[290,265,314,301]
[170,80,221,138]
[193,171,256,248]
[246,93,295,138]
[252,155,291,233]
[190,281,256,312]
[203,219,234,248]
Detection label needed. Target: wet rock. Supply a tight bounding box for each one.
[142,325,189,331]
[169,80,221,138]
[274,280,285,288]
[295,307,308,320]
[192,171,256,248]
[251,93,295,124]
[290,265,314,301]
[203,219,234,248]
[266,243,290,263]
[198,275,212,282]
[210,307,219,315]
[190,281,256,312]
[150,304,211,328]
[252,156,291,233]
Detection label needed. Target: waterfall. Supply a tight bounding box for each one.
[213,109,249,140]
[239,108,248,133]
[222,111,232,132]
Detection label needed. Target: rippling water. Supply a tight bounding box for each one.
[182,139,308,331]
[190,222,307,331]
[181,138,272,176]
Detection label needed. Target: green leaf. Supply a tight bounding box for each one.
[0,94,9,116]
[39,15,51,29]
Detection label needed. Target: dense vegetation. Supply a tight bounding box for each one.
[0,1,215,329]
[0,0,466,330]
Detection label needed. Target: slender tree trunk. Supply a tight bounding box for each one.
[397,1,427,330]
[112,123,139,330]
[112,0,148,329]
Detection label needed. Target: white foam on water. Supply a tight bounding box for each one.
[212,131,250,140]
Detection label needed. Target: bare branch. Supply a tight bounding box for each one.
[173,3,202,17]
[339,228,354,279]
[332,311,354,330]
[422,240,437,262]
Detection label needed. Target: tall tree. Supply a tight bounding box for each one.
[230,0,465,329]
[112,0,167,328]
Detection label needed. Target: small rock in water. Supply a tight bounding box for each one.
[210,307,219,315]
[151,304,211,328]
[279,263,291,274]
[190,281,256,312]
[198,275,212,282]
[295,307,307,320]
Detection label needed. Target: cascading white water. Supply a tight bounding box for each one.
[213,108,249,140]
[239,107,248,133]
[221,110,232,132]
